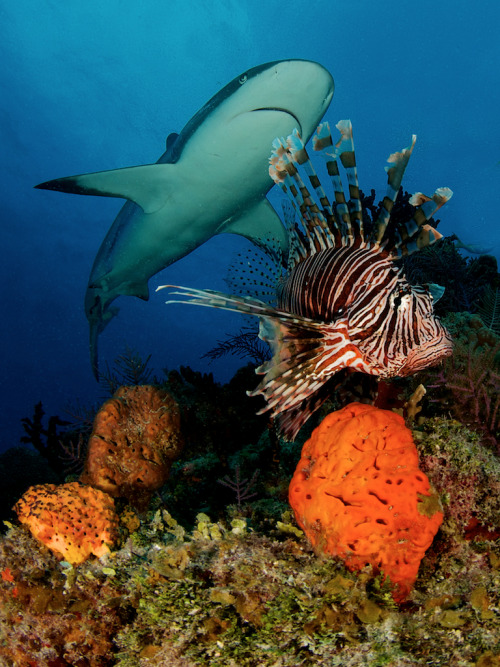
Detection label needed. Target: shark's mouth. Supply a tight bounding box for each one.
[252,107,302,134]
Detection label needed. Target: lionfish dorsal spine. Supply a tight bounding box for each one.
[373,134,417,245]
[270,134,338,261]
[390,186,454,257]
[288,129,337,230]
[327,120,364,240]
[312,121,357,242]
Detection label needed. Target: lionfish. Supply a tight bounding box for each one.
[159,120,453,439]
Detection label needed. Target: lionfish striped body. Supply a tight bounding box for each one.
[160,120,453,439]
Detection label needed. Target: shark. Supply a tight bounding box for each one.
[35,59,334,378]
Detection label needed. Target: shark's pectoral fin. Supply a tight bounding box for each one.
[35,164,179,214]
[221,199,288,255]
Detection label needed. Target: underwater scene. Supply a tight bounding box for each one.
[1,1,499,665]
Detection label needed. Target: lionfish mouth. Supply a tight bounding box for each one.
[395,335,454,377]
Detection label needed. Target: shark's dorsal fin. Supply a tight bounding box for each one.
[35,164,178,214]
[221,199,288,254]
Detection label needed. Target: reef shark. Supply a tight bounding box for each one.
[35,59,334,378]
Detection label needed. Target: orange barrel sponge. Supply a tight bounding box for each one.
[289,402,443,602]
[14,482,118,565]
[81,385,183,507]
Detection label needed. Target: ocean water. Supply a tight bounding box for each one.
[1,0,499,454]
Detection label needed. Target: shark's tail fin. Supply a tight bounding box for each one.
[89,321,101,381]
[86,298,119,382]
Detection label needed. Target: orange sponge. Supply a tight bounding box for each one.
[14,482,118,565]
[289,402,443,602]
[81,385,183,507]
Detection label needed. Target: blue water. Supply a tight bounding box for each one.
[1,0,499,453]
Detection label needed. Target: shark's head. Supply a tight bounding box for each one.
[170,60,334,163]
[232,59,334,139]
[236,60,334,140]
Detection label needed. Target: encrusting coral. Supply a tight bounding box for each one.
[289,402,443,602]
[81,385,183,508]
[13,481,118,565]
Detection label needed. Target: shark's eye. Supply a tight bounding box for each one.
[239,74,248,85]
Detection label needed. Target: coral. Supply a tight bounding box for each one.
[289,402,443,602]
[401,236,499,315]
[81,385,183,508]
[202,324,271,365]
[0,524,130,666]
[478,285,500,334]
[99,345,155,395]
[20,401,69,477]
[217,466,260,511]
[423,312,500,447]
[6,362,499,663]
[58,433,88,476]
[112,508,499,666]
[416,418,500,538]
[13,481,118,565]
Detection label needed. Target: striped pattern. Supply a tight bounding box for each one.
[160,120,453,440]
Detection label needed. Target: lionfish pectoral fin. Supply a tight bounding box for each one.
[158,284,274,318]
[248,316,373,429]
[425,282,446,303]
[276,381,336,441]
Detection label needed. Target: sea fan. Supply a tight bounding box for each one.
[202,325,271,365]
[99,346,154,395]
[478,285,500,334]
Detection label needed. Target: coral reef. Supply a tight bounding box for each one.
[14,481,119,565]
[81,385,183,508]
[289,403,443,602]
[3,351,499,664]
[1,487,498,666]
